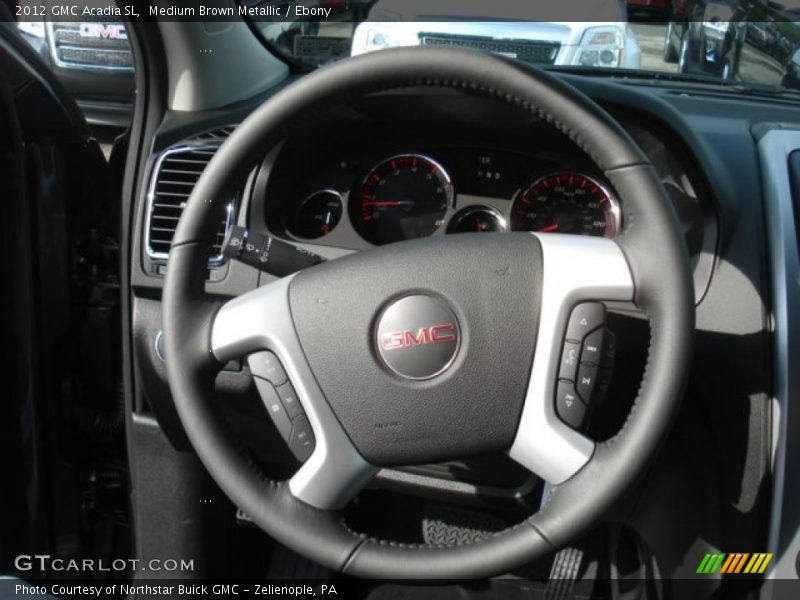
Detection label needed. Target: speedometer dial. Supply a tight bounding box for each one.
[511,172,620,238]
[351,154,453,245]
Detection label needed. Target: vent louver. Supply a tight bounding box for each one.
[145,142,236,266]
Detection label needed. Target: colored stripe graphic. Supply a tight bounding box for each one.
[697,554,726,574]
[719,554,737,574]
[720,552,750,574]
[697,552,773,574]
[744,554,773,574]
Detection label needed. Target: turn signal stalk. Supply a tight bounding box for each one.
[223,226,324,277]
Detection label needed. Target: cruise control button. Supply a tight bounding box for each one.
[581,328,605,365]
[254,378,292,442]
[558,341,581,380]
[289,416,316,462]
[276,382,303,420]
[248,351,288,386]
[555,381,587,429]
[566,303,605,343]
[576,363,599,404]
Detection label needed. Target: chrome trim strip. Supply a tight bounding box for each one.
[211,276,377,510]
[144,143,236,267]
[374,467,539,504]
[757,129,800,586]
[507,233,634,484]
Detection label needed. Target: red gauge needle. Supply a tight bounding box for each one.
[362,200,416,207]
[537,224,559,233]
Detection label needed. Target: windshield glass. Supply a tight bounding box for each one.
[239,0,800,91]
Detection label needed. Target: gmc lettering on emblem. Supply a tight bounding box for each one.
[380,324,457,351]
[79,24,127,40]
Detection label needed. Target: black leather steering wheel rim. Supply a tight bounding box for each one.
[162,47,694,579]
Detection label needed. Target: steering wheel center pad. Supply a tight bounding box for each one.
[290,233,541,466]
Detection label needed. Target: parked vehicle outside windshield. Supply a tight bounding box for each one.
[241,0,800,91]
[16,0,134,127]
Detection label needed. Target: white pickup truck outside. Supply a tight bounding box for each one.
[351,0,642,69]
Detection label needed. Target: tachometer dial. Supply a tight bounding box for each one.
[447,206,507,234]
[351,154,453,245]
[511,172,620,238]
[286,190,343,239]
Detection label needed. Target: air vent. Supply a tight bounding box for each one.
[145,144,236,266]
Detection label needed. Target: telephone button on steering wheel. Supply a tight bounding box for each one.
[558,341,581,381]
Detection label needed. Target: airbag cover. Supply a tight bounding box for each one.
[289,233,542,466]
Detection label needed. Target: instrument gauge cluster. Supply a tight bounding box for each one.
[351,154,453,246]
[286,190,343,240]
[275,149,622,247]
[447,206,507,234]
[511,172,621,238]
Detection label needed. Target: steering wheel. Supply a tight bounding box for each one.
[162,47,694,579]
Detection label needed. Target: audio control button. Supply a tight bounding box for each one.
[289,416,316,462]
[555,381,587,429]
[254,378,292,442]
[249,351,288,386]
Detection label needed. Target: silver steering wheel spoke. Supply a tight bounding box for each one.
[508,233,634,485]
[211,276,377,510]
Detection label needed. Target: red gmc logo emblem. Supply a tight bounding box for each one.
[376,295,461,380]
[380,324,457,351]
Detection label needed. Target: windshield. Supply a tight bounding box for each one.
[239,0,800,91]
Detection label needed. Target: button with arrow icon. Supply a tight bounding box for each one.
[565,303,606,343]
[555,381,587,429]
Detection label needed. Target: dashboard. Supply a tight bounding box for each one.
[126,70,797,579]
[247,95,714,299]
[272,149,621,247]
[133,88,720,503]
